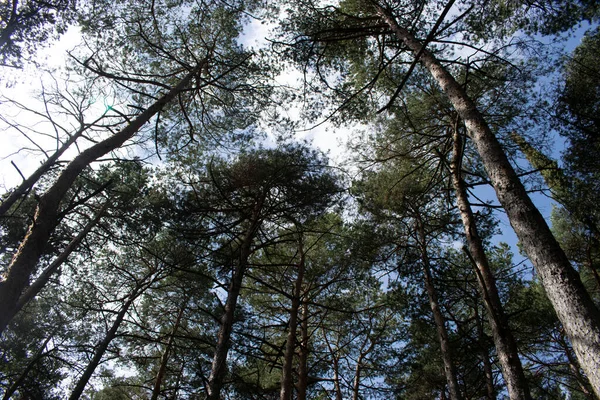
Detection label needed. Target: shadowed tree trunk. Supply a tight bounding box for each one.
[375,3,600,396]
[297,298,309,400]
[281,234,305,400]
[415,212,463,400]
[206,204,263,400]
[450,120,531,399]
[68,286,145,400]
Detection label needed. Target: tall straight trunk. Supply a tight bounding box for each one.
[151,303,186,400]
[297,298,309,400]
[69,293,138,400]
[280,236,305,400]
[0,66,199,335]
[206,207,262,400]
[375,4,600,396]
[450,123,531,399]
[414,214,463,400]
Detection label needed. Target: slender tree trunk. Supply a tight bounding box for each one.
[449,121,531,399]
[415,213,463,400]
[69,293,138,400]
[2,335,53,400]
[7,201,109,326]
[352,352,364,400]
[297,298,309,400]
[375,4,600,396]
[281,236,305,400]
[206,207,262,400]
[322,327,343,400]
[333,356,343,400]
[151,303,186,400]
[0,66,199,335]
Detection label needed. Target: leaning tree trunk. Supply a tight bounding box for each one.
[281,235,305,400]
[450,122,531,399]
[0,66,199,335]
[206,205,262,400]
[69,291,140,400]
[7,201,109,326]
[375,4,600,396]
[415,213,463,400]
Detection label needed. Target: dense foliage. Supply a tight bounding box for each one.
[0,0,599,399]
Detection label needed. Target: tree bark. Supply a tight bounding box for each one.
[415,213,463,400]
[450,121,531,399]
[375,4,600,396]
[0,66,199,335]
[206,205,262,400]
[280,235,305,400]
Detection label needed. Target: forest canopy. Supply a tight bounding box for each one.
[0,0,599,399]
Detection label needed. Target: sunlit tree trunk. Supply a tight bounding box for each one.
[375,3,600,396]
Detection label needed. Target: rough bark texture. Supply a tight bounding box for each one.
[68,293,137,400]
[450,123,531,399]
[206,206,262,400]
[280,237,305,400]
[415,214,463,400]
[0,66,198,335]
[376,4,600,396]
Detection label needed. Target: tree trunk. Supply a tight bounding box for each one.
[450,121,531,399]
[297,298,309,400]
[376,4,600,396]
[151,302,186,400]
[280,235,305,400]
[69,292,138,400]
[0,66,199,335]
[206,207,262,400]
[8,201,109,326]
[2,335,53,400]
[415,213,463,400]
